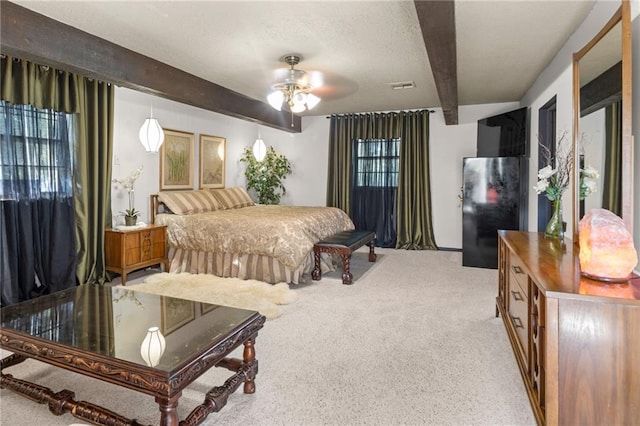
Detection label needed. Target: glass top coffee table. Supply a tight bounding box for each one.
[0,284,265,426]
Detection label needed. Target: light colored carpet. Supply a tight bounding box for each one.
[125,273,298,320]
[0,248,535,426]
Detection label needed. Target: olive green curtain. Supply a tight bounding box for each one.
[2,56,114,285]
[602,101,622,215]
[396,110,437,249]
[326,110,437,250]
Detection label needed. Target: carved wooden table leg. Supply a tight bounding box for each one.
[341,254,353,285]
[367,240,377,262]
[243,338,257,394]
[1,353,27,370]
[311,249,322,280]
[156,393,180,426]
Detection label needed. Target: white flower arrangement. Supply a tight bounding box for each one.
[535,134,573,202]
[580,164,599,200]
[112,165,143,217]
[534,133,598,202]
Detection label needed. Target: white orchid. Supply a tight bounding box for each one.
[113,166,143,217]
[580,164,599,200]
[113,165,143,192]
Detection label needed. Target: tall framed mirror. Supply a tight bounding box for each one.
[572,0,633,241]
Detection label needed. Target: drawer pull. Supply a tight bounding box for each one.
[510,315,524,329]
[511,290,523,301]
[511,265,524,275]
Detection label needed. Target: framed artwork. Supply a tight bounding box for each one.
[200,302,220,315]
[161,296,196,335]
[199,134,226,189]
[159,129,195,190]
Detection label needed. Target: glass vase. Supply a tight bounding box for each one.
[544,199,564,239]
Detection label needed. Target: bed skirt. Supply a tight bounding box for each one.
[166,247,337,284]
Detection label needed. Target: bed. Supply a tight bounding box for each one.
[150,187,355,284]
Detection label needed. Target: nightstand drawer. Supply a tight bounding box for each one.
[105,224,168,284]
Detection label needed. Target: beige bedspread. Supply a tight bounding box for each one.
[156,205,354,269]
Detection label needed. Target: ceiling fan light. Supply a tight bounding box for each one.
[290,102,306,113]
[306,93,321,109]
[139,117,165,152]
[267,91,284,110]
[293,92,307,104]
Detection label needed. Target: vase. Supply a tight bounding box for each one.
[125,215,137,226]
[544,200,563,239]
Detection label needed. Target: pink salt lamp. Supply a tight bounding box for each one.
[579,209,638,282]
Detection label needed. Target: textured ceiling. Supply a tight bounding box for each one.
[11,0,596,117]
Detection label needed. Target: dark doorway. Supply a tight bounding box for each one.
[537,97,557,232]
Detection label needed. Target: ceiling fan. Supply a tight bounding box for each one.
[267,54,323,125]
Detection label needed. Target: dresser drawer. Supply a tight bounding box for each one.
[508,272,529,364]
[509,251,529,295]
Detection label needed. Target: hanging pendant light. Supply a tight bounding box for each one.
[253,132,267,161]
[140,326,166,367]
[139,106,165,152]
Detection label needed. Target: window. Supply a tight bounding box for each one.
[0,102,74,200]
[351,138,400,248]
[353,138,400,188]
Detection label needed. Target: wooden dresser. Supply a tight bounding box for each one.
[497,231,639,426]
[105,224,169,284]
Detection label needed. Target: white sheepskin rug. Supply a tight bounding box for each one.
[126,273,297,320]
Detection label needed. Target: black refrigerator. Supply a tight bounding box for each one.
[462,157,528,269]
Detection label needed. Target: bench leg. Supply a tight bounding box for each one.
[341,254,353,285]
[367,240,377,262]
[312,250,321,281]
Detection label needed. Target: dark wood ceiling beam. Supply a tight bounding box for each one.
[0,1,300,132]
[414,0,458,125]
[580,61,622,117]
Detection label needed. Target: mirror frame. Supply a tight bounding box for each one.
[572,0,633,242]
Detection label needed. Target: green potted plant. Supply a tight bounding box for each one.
[240,146,292,204]
[123,207,140,226]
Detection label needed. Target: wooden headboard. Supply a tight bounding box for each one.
[150,194,162,224]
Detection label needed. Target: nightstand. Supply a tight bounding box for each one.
[105,224,169,285]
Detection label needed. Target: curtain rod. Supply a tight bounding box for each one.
[326,109,435,118]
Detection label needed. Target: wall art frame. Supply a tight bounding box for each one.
[161,296,196,335]
[159,129,195,190]
[199,134,226,189]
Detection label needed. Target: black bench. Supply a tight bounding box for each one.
[312,230,376,284]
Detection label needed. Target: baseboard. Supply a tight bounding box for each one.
[438,247,462,252]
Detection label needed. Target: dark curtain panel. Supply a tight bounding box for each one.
[0,103,76,305]
[1,56,114,289]
[602,101,622,215]
[396,110,437,249]
[326,110,437,250]
[352,138,399,247]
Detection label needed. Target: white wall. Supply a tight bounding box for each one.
[113,86,518,249]
[113,0,639,259]
[112,87,299,224]
[520,0,623,241]
[580,109,606,213]
[429,102,520,248]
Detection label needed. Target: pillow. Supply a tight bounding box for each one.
[157,190,222,215]
[211,187,255,209]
